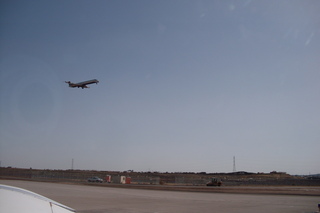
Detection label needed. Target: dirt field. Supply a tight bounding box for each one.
[1,167,320,187]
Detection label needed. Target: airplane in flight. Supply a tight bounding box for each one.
[65,79,99,89]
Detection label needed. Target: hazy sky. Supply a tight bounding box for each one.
[1,0,319,175]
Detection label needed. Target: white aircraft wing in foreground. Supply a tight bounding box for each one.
[65,79,99,89]
[0,184,75,213]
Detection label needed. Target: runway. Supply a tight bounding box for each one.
[1,180,319,213]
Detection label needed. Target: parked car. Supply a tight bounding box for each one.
[87,177,103,183]
[206,177,222,186]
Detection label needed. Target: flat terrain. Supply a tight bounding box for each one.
[87,182,320,196]
[1,180,319,213]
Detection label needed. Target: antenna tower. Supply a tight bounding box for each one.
[233,156,236,172]
[71,158,74,170]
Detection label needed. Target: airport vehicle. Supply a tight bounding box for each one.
[0,184,75,213]
[65,79,99,89]
[206,177,222,186]
[87,176,103,183]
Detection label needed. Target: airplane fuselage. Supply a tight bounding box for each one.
[66,79,99,89]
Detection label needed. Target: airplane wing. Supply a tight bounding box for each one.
[0,184,75,213]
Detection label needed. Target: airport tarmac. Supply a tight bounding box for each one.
[0,180,319,213]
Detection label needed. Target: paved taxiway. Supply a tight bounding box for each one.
[1,180,319,213]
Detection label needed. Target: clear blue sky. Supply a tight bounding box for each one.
[1,0,319,175]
